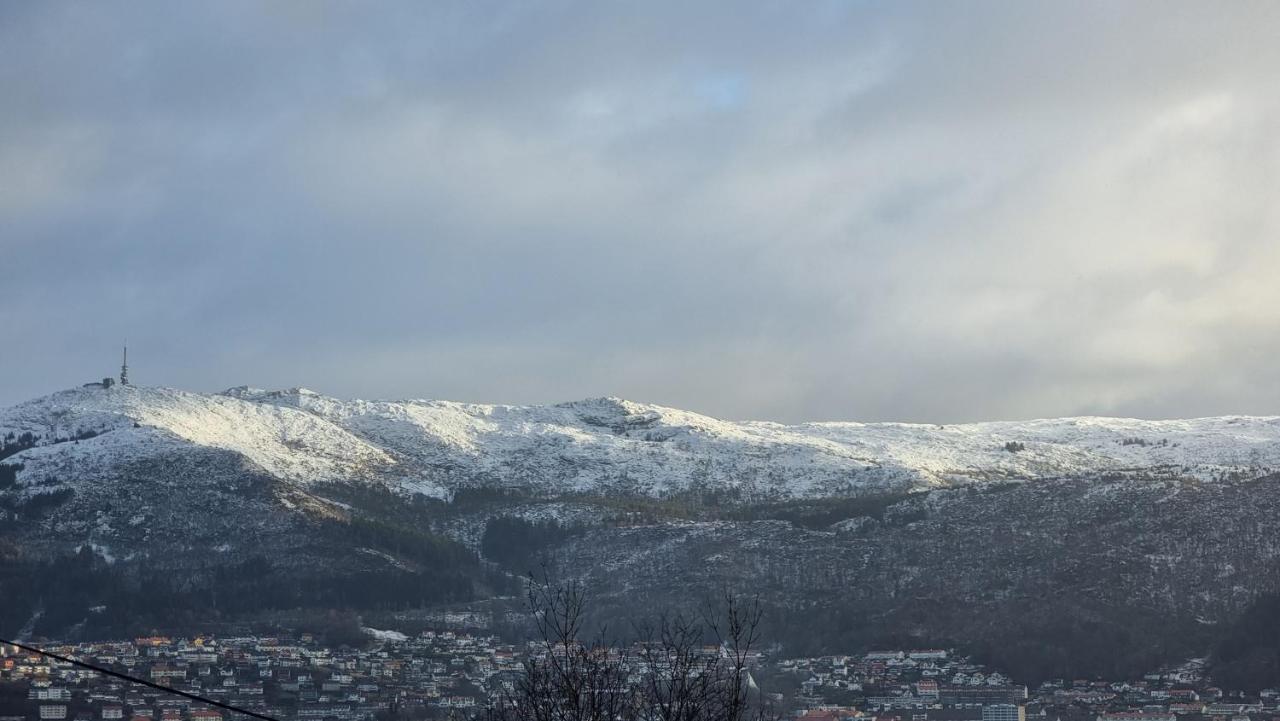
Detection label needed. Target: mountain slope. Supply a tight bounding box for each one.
[175,389,1280,494]
[546,472,1280,682]
[4,382,1280,668]
[10,383,1275,504]
[0,385,394,492]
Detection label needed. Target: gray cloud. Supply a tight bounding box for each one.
[2,1,1278,423]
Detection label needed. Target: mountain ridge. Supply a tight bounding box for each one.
[4,383,1280,682]
[4,384,1280,504]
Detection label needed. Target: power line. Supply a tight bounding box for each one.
[0,637,279,721]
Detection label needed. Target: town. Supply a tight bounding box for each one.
[1,628,1273,721]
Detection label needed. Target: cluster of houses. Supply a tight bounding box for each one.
[0,630,521,721]
[774,648,1025,721]
[774,651,1278,721]
[3,635,1279,721]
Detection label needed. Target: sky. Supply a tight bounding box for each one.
[2,2,1279,423]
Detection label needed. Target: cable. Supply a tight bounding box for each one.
[0,637,279,721]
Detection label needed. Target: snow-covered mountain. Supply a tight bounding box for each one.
[5,383,1280,678]
[3,383,1280,502]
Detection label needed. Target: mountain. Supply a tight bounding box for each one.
[549,475,1280,682]
[5,384,1279,501]
[3,383,1280,682]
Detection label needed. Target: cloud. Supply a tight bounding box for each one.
[1,1,1278,423]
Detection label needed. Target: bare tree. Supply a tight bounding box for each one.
[490,577,772,721]
[493,578,635,721]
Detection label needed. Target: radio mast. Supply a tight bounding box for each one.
[120,343,129,386]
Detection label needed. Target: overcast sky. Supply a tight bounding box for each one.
[2,2,1279,423]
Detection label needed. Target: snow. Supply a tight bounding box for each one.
[3,384,1280,500]
[76,542,117,563]
[363,627,408,643]
[358,547,414,571]
[0,385,394,488]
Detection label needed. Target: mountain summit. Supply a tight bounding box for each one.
[4,384,1280,681]
[4,384,1279,504]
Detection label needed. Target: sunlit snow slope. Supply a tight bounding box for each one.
[4,384,1278,501]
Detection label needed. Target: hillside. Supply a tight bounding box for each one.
[4,384,1279,505]
[4,383,1280,682]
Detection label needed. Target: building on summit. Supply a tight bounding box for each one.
[82,345,129,389]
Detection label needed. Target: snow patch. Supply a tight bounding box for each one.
[363,627,408,643]
[77,542,116,563]
[358,547,413,571]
